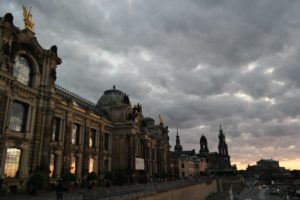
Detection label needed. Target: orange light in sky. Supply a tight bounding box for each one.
[233,158,300,170]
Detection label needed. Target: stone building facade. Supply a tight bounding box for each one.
[0,13,171,191]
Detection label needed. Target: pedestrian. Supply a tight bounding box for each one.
[56,182,64,200]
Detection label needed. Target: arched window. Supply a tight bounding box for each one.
[89,157,94,173]
[49,153,56,177]
[4,148,21,178]
[13,55,32,86]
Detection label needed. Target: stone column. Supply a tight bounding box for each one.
[55,151,62,178]
[63,112,73,174]
[77,153,82,178]
[82,122,90,178]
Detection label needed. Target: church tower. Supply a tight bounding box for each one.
[174,128,183,152]
[199,134,209,157]
[218,125,228,155]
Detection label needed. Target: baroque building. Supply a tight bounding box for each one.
[171,126,234,178]
[199,126,233,175]
[0,12,171,191]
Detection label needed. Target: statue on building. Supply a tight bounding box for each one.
[22,5,35,31]
[159,114,164,125]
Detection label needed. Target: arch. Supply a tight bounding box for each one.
[13,51,41,89]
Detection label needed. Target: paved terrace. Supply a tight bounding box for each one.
[0,178,213,200]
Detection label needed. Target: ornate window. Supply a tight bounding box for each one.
[9,101,28,132]
[52,117,61,141]
[13,55,32,86]
[89,129,96,148]
[4,148,21,178]
[70,155,77,174]
[49,153,56,177]
[89,157,95,173]
[71,124,80,145]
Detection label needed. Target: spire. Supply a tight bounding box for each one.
[174,128,183,152]
[218,125,228,156]
[219,124,224,136]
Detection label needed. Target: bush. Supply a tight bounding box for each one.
[29,171,46,190]
[62,172,77,182]
[87,172,97,181]
[113,170,127,185]
[104,172,112,180]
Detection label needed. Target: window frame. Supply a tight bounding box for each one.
[71,123,81,145]
[9,100,29,133]
[13,54,33,86]
[4,148,22,178]
[52,117,61,141]
[89,128,97,148]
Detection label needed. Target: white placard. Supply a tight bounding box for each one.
[135,158,145,170]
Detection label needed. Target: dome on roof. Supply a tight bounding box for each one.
[200,135,207,143]
[96,86,131,107]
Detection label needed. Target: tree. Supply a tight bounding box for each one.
[29,171,46,194]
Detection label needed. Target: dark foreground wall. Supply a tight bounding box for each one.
[138,180,217,200]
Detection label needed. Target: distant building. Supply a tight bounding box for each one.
[171,126,235,178]
[246,159,287,180]
[178,155,207,178]
[200,126,234,175]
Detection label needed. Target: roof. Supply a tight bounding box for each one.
[171,150,195,159]
[96,86,130,107]
[55,84,104,117]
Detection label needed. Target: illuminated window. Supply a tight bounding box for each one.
[49,154,56,177]
[70,155,77,174]
[52,117,60,141]
[9,101,28,132]
[71,124,80,145]
[4,148,21,178]
[89,129,96,148]
[89,157,94,173]
[13,55,32,86]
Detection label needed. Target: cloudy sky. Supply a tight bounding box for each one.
[2,0,300,169]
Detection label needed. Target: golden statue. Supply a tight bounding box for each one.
[159,114,164,125]
[22,5,35,31]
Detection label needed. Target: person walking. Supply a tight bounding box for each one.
[56,182,64,200]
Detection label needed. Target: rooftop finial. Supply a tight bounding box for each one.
[176,127,179,136]
[113,85,116,90]
[22,4,35,32]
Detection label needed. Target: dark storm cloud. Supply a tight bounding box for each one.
[2,0,300,168]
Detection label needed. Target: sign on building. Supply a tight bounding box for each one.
[135,158,145,170]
